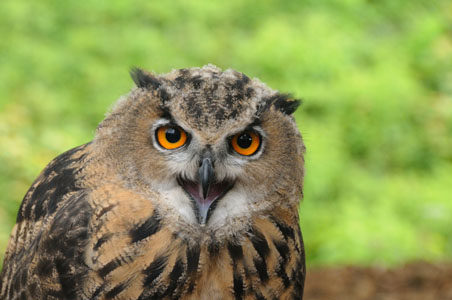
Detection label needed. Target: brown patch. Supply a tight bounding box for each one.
[305,262,452,300]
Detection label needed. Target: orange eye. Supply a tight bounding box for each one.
[231,130,261,156]
[156,126,188,150]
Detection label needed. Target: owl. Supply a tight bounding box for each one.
[0,65,306,300]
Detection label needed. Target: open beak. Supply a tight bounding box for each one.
[178,157,233,225]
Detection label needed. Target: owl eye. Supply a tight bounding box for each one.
[156,125,188,149]
[231,130,261,156]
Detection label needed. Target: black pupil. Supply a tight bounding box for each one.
[237,132,253,149]
[166,127,181,143]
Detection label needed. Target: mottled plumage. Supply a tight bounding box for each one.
[0,65,306,299]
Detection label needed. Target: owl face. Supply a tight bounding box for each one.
[96,65,305,233]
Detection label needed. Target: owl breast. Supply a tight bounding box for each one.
[82,176,304,300]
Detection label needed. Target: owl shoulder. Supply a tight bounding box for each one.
[0,143,94,299]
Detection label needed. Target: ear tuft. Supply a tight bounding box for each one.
[130,68,162,89]
[272,94,301,115]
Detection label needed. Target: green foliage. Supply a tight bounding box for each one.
[1,0,451,268]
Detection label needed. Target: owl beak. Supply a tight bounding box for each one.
[199,157,214,200]
[197,157,215,225]
[178,155,233,226]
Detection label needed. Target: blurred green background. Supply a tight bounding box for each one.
[1,0,451,270]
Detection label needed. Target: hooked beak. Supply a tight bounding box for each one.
[199,157,214,200]
[178,155,234,225]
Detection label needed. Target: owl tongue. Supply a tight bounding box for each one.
[180,179,232,225]
[178,156,234,224]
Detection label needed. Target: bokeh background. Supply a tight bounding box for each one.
[1,0,451,274]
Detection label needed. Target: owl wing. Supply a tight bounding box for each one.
[0,143,181,300]
[0,143,93,299]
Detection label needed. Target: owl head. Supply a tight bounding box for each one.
[94,65,305,236]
